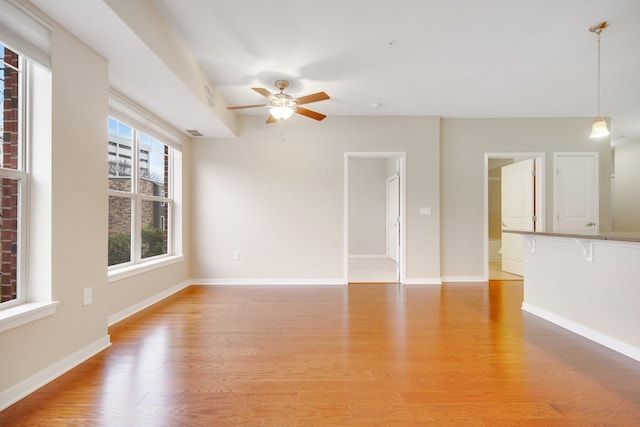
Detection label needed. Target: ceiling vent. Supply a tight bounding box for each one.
[186,129,203,137]
[203,82,216,108]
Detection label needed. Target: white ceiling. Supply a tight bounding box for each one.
[30,0,640,143]
[151,0,640,144]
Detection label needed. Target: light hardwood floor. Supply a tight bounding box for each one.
[2,282,640,426]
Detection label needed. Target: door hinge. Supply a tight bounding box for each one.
[532,215,537,222]
[532,170,536,177]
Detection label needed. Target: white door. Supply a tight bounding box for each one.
[501,159,535,276]
[387,175,400,263]
[554,153,599,231]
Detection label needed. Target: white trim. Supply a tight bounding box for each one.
[0,301,58,333]
[348,254,387,259]
[522,302,640,362]
[441,276,487,283]
[483,152,545,281]
[108,255,185,283]
[107,280,190,326]
[193,279,345,286]
[0,335,110,411]
[0,0,51,68]
[402,278,442,285]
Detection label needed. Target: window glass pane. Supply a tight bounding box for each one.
[0,177,19,303]
[1,44,21,171]
[141,199,168,259]
[108,195,132,266]
[139,133,168,196]
[108,117,133,191]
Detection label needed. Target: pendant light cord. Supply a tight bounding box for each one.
[596,30,602,118]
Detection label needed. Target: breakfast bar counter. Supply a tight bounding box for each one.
[503,229,640,361]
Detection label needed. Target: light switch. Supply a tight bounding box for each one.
[83,287,92,306]
[419,207,432,216]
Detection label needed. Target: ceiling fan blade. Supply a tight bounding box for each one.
[227,104,267,110]
[265,114,278,124]
[295,91,330,105]
[295,106,327,121]
[252,87,276,100]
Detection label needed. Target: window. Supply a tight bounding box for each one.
[108,116,172,268]
[0,43,26,309]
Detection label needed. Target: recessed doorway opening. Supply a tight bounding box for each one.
[484,153,545,281]
[344,152,406,284]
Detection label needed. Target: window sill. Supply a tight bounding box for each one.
[108,255,185,283]
[0,301,60,333]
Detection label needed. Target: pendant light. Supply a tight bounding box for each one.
[589,21,609,138]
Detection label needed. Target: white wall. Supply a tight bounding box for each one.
[0,19,110,397]
[440,118,612,280]
[0,6,192,407]
[190,115,441,283]
[613,140,640,231]
[348,157,387,256]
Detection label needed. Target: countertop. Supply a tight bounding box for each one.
[502,229,640,243]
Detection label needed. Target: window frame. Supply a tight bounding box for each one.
[0,45,28,311]
[108,116,175,271]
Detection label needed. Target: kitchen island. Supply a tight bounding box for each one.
[503,229,640,361]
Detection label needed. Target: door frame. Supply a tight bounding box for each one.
[344,152,406,284]
[483,152,545,281]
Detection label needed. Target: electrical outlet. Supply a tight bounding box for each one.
[83,287,92,306]
[233,251,240,260]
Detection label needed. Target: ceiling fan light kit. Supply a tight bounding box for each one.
[589,21,610,139]
[228,80,330,124]
[270,105,294,120]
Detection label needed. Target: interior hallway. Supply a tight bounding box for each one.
[348,257,398,283]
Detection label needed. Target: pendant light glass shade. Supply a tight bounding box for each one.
[270,106,294,120]
[590,118,610,138]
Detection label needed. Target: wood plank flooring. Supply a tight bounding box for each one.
[2,282,640,426]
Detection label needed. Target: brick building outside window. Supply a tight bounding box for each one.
[0,44,23,305]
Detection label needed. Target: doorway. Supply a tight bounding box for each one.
[344,152,406,284]
[484,153,545,281]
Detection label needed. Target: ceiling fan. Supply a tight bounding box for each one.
[227,80,330,124]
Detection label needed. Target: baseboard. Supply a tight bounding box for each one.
[441,276,486,283]
[0,335,111,411]
[192,278,345,286]
[522,302,640,362]
[348,255,388,259]
[402,278,442,285]
[107,280,191,326]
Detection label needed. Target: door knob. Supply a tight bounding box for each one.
[501,222,507,228]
